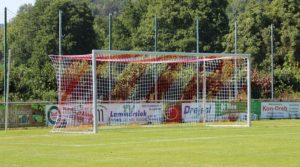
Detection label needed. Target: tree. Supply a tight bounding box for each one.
[112,0,229,52]
[226,0,271,68]
[270,0,300,97]
[269,0,300,67]
[111,0,151,50]
[7,0,97,101]
[91,0,129,50]
[8,4,35,66]
[225,0,300,98]
[88,0,127,16]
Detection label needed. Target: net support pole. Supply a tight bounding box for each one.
[270,24,274,100]
[196,18,199,53]
[3,7,7,104]
[92,50,98,133]
[154,15,158,100]
[109,13,112,50]
[202,57,206,123]
[247,56,251,127]
[234,20,238,99]
[59,10,62,55]
[196,18,200,121]
[4,7,8,131]
[108,13,112,101]
[4,50,10,131]
[154,15,158,52]
[58,10,63,102]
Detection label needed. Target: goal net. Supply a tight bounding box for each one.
[49,50,251,133]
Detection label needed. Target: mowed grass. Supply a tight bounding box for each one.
[1,120,300,167]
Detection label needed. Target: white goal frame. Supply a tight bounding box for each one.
[50,50,251,133]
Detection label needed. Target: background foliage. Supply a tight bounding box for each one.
[0,0,299,101]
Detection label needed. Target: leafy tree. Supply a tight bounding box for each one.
[93,16,107,50]
[112,0,229,52]
[226,0,250,20]
[2,0,300,100]
[226,0,271,67]
[270,0,300,97]
[225,0,300,98]
[111,0,151,50]
[88,0,127,16]
[269,0,300,66]
[88,0,129,49]
[8,4,35,66]
[7,0,96,101]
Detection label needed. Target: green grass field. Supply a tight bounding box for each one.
[1,120,300,167]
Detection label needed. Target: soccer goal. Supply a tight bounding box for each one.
[49,50,251,133]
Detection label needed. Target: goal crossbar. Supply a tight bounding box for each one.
[92,50,250,57]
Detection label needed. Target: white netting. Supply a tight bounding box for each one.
[49,54,94,133]
[49,51,250,133]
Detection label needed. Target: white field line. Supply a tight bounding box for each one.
[1,132,300,148]
[0,134,59,140]
[1,123,300,139]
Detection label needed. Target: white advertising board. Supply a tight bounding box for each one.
[181,102,215,122]
[97,103,163,125]
[46,103,163,126]
[261,102,300,119]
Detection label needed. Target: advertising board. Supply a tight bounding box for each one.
[261,102,300,119]
[181,102,215,122]
[98,103,163,125]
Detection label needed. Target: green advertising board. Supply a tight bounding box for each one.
[215,101,247,115]
[251,100,261,117]
[215,100,261,118]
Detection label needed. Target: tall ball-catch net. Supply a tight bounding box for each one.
[49,50,251,133]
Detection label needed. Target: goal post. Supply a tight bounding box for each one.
[92,50,98,133]
[49,50,251,133]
